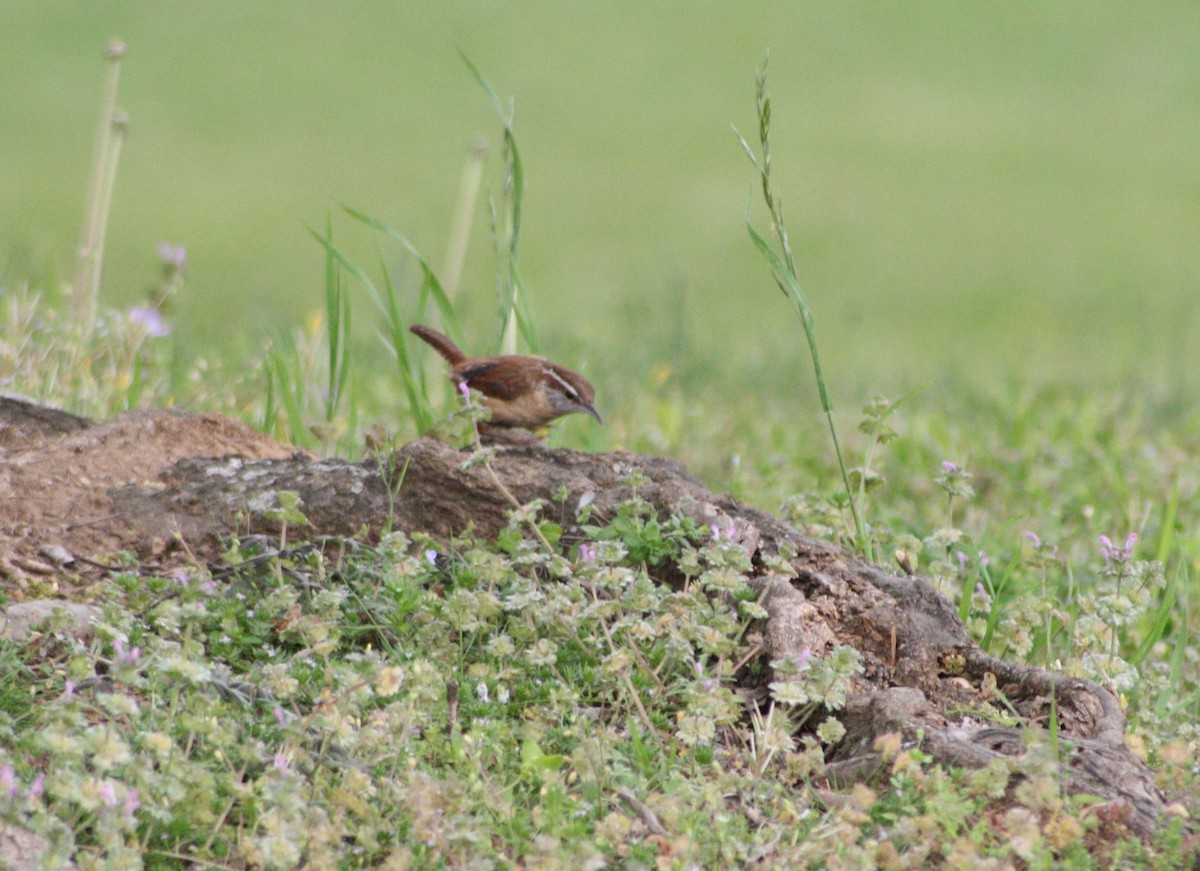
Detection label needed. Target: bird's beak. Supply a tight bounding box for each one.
[584,403,603,425]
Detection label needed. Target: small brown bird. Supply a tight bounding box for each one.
[410,325,601,433]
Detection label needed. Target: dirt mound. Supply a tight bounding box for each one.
[0,397,300,591]
[0,397,1175,836]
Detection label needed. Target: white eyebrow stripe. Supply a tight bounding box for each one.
[543,366,580,399]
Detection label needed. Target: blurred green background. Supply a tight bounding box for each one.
[3,1,1199,398]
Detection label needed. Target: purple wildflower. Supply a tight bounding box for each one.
[129,306,171,337]
[158,242,187,271]
[1099,533,1138,563]
[112,639,139,666]
[692,661,720,692]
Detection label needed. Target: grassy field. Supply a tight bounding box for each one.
[2,3,1199,867]
[4,2,1199,392]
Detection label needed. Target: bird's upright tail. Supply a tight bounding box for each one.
[409,325,466,365]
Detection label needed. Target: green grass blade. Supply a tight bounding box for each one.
[740,58,864,554]
[261,352,278,436]
[1132,558,1180,667]
[1154,561,1189,720]
[505,131,523,260]
[1155,482,1179,564]
[307,224,381,310]
[308,222,434,433]
[376,246,432,433]
[459,52,536,355]
[322,214,352,424]
[507,260,539,353]
[458,49,511,124]
[266,341,307,445]
[341,206,462,345]
[745,221,830,411]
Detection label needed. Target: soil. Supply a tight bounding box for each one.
[0,396,300,588]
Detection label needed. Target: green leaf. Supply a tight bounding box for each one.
[520,738,566,773]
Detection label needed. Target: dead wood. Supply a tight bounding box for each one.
[0,402,1173,836]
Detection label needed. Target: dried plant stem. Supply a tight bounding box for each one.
[441,137,489,301]
[464,409,556,554]
[75,42,128,336]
